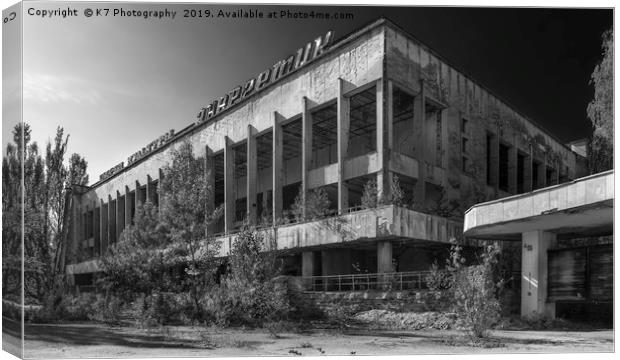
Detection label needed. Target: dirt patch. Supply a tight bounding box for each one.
[6,317,613,358]
[354,309,459,330]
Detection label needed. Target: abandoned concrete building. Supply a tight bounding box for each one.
[66,18,608,319]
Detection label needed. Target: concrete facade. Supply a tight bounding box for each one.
[66,19,586,289]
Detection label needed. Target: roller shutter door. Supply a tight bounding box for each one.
[548,248,587,301]
[588,245,613,302]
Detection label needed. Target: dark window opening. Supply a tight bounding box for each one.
[392,86,415,157]
[213,152,225,234]
[348,86,377,158]
[486,133,493,185]
[546,167,557,186]
[532,160,541,190]
[233,142,247,227]
[151,181,159,207]
[499,144,510,192]
[283,182,301,220]
[109,200,117,244]
[129,191,136,224]
[517,153,525,193]
[311,101,337,169]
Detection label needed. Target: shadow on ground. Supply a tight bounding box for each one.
[11,318,202,349]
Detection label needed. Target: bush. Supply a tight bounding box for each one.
[426,261,450,291]
[202,228,291,327]
[291,186,331,222]
[360,175,406,209]
[426,240,504,340]
[59,292,96,321]
[129,292,196,327]
[449,243,503,340]
[87,294,123,325]
[34,292,96,322]
[361,179,379,209]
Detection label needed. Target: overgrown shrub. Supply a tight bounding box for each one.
[291,186,331,222]
[449,242,503,340]
[360,175,405,209]
[88,294,123,325]
[360,179,379,209]
[425,240,504,340]
[426,261,451,291]
[203,228,291,327]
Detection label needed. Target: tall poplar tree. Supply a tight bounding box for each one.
[587,29,613,173]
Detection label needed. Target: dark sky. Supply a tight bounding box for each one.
[304,6,612,142]
[16,4,612,182]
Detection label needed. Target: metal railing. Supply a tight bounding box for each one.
[299,270,433,292]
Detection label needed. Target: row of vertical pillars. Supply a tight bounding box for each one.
[207,78,403,233]
[77,174,160,258]
[206,78,446,233]
[486,132,561,195]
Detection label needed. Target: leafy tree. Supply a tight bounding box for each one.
[3,123,89,310]
[45,127,69,253]
[100,201,171,300]
[1,123,51,303]
[43,127,89,289]
[2,130,23,300]
[159,140,223,318]
[66,153,89,187]
[587,29,613,173]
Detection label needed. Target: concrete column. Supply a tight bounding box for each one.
[272,112,284,224]
[337,78,350,214]
[377,241,393,273]
[301,97,313,220]
[99,199,106,255]
[521,230,557,318]
[247,125,258,225]
[116,191,123,240]
[224,136,236,232]
[413,80,426,206]
[302,251,315,277]
[376,80,392,201]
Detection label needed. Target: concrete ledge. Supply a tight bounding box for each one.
[68,206,464,273]
[464,170,614,238]
[216,205,462,256]
[66,259,100,275]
